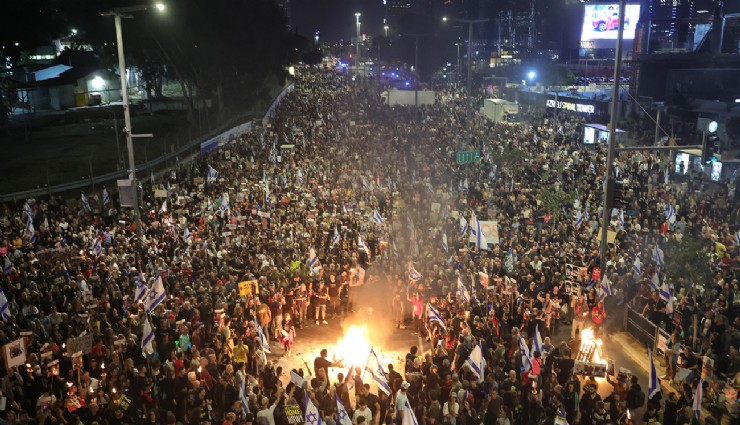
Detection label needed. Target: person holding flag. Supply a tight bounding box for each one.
[145,276,166,314]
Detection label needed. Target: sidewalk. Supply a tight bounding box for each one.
[611,331,681,394]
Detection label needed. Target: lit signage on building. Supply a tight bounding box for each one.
[546,99,596,114]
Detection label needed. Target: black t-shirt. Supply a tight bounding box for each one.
[366,392,380,417]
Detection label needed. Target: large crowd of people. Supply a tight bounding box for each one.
[0,69,738,425]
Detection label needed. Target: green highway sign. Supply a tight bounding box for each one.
[456,150,481,165]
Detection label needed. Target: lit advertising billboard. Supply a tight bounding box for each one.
[580,3,641,49]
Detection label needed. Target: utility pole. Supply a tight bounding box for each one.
[599,0,626,272]
[449,18,488,96]
[405,33,433,120]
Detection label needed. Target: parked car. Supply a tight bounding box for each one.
[592,12,629,32]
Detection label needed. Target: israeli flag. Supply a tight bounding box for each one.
[408,264,423,281]
[619,209,625,227]
[357,234,370,255]
[239,374,250,415]
[159,200,168,215]
[470,212,488,250]
[653,245,665,267]
[585,278,597,291]
[220,193,230,215]
[145,276,166,313]
[532,325,544,355]
[459,216,469,236]
[632,257,642,277]
[25,216,36,244]
[263,171,270,203]
[363,179,371,191]
[3,257,12,275]
[518,334,533,371]
[81,193,91,212]
[297,168,305,185]
[22,202,33,219]
[589,162,596,174]
[650,272,660,290]
[663,204,677,225]
[362,349,392,397]
[427,303,447,331]
[442,233,449,253]
[649,349,660,399]
[693,380,703,419]
[457,278,471,303]
[304,392,323,425]
[308,247,321,272]
[142,317,155,355]
[102,188,110,205]
[0,288,11,321]
[574,211,585,227]
[402,400,419,425]
[134,273,148,303]
[207,164,219,182]
[335,395,353,425]
[91,237,102,256]
[599,275,613,302]
[183,227,192,243]
[733,230,740,246]
[372,209,384,225]
[256,323,271,353]
[660,281,674,314]
[332,227,340,247]
[465,342,484,383]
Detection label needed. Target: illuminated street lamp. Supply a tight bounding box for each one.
[355,12,361,72]
[101,3,166,244]
[384,25,389,37]
[527,71,536,81]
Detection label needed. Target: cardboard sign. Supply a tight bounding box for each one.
[154,189,168,199]
[3,339,26,368]
[285,404,305,425]
[238,280,258,296]
[66,334,93,357]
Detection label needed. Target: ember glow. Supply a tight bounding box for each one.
[332,325,372,367]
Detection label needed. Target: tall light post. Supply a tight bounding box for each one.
[355,13,361,74]
[443,18,488,96]
[384,25,389,37]
[102,3,165,245]
[454,41,462,84]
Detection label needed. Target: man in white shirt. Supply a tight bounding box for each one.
[353,398,373,425]
[256,387,284,425]
[395,381,410,424]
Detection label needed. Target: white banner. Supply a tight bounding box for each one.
[468,221,500,245]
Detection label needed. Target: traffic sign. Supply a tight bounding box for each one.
[456,150,481,165]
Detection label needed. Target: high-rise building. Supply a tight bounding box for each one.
[274,0,292,31]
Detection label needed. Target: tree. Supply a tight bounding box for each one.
[664,234,712,288]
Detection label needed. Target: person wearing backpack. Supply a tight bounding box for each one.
[626,376,646,410]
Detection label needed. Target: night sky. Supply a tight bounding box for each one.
[292,0,386,42]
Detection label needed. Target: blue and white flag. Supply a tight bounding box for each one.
[574,210,585,227]
[102,188,110,205]
[363,348,392,395]
[460,216,469,236]
[442,233,449,253]
[660,281,673,314]
[304,392,322,425]
[2,257,12,275]
[342,205,353,215]
[649,349,660,399]
[159,200,168,215]
[219,193,230,216]
[357,234,370,255]
[589,162,596,174]
[142,317,155,355]
[239,373,250,415]
[427,303,447,331]
[372,209,384,225]
[183,227,192,243]
[693,379,703,419]
[256,323,271,353]
[297,168,305,185]
[632,257,642,277]
[134,273,148,303]
[532,325,544,355]
[518,334,533,371]
[81,193,91,212]
[402,400,419,425]
[585,278,597,291]
[335,395,353,425]
[145,276,166,313]
[733,230,740,246]
[653,245,665,267]
[207,164,219,183]
[308,247,321,273]
[470,212,488,250]
[663,204,677,225]
[263,171,270,203]
[457,278,471,303]
[408,264,423,281]
[650,272,660,290]
[25,216,36,244]
[332,228,340,247]
[618,209,625,227]
[22,202,33,219]
[465,342,484,383]
[599,275,612,302]
[91,237,102,256]
[0,288,11,321]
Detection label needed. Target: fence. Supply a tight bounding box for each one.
[624,305,676,356]
[0,83,295,203]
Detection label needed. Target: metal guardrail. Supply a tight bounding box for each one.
[0,83,295,202]
[625,306,658,348]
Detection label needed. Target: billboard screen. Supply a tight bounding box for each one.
[580,4,641,49]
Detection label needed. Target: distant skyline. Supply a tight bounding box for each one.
[292,0,387,41]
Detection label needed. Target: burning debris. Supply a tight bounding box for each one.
[574,328,609,378]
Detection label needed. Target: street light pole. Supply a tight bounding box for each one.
[355,13,361,75]
[448,18,488,96]
[113,13,143,244]
[599,0,626,272]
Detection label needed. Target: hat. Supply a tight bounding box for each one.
[400,381,410,390]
